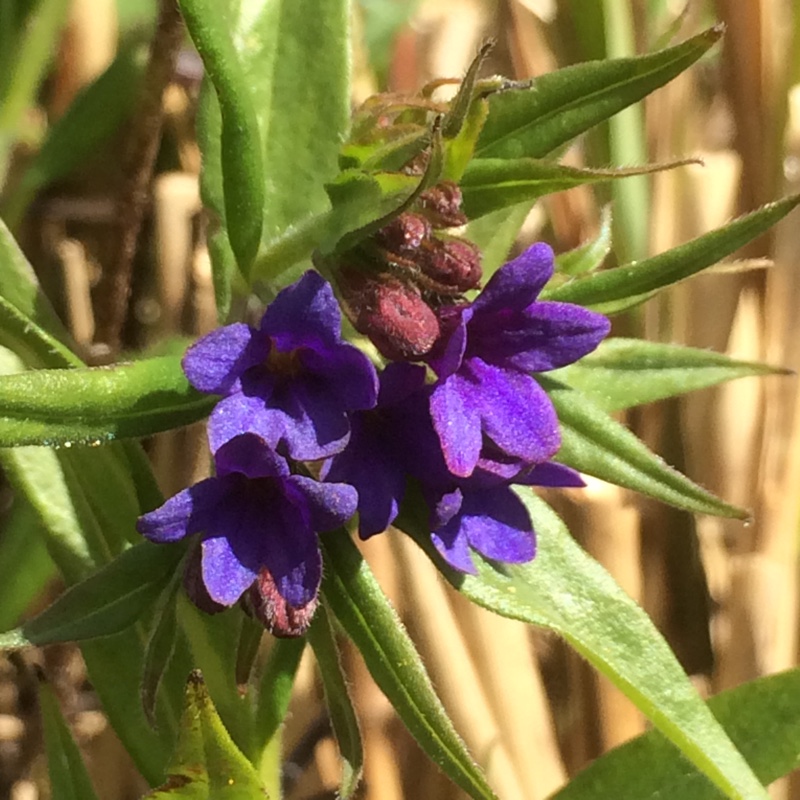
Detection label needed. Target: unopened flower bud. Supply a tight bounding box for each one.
[417,181,468,228]
[243,568,318,638]
[375,213,431,255]
[339,269,440,361]
[419,237,482,291]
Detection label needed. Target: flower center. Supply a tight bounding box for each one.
[266,344,302,378]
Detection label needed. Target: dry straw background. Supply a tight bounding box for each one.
[2,0,800,798]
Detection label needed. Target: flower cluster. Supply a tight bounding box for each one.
[137,221,609,634]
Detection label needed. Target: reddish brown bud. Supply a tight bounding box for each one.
[339,269,440,361]
[417,181,468,228]
[419,237,482,291]
[243,568,318,638]
[375,212,431,255]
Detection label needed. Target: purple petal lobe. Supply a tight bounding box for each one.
[471,243,554,315]
[286,475,357,531]
[430,375,483,478]
[201,535,259,605]
[300,341,378,410]
[136,479,225,543]
[458,487,535,564]
[182,323,263,394]
[497,302,611,372]
[520,462,585,488]
[468,359,561,464]
[427,306,471,377]
[260,271,341,347]
[207,392,284,454]
[431,524,477,574]
[432,488,463,529]
[214,433,289,479]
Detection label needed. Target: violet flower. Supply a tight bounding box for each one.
[183,270,378,460]
[428,243,610,477]
[137,433,357,611]
[323,363,584,573]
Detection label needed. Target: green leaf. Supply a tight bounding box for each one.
[39,678,101,800]
[308,605,363,798]
[321,533,499,800]
[539,376,747,519]
[178,598,254,759]
[253,638,305,751]
[2,41,147,227]
[555,205,613,276]
[398,492,769,800]
[543,194,800,313]
[0,0,71,178]
[0,219,78,366]
[144,671,268,799]
[0,355,215,447]
[460,157,693,219]
[178,0,265,273]
[141,567,184,727]
[476,26,723,160]
[551,670,800,799]
[0,498,56,631]
[0,541,184,648]
[551,338,788,412]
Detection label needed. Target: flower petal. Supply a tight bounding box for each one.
[286,475,358,532]
[300,341,378,411]
[207,392,285,454]
[431,522,477,573]
[490,301,611,372]
[458,487,535,564]
[276,379,351,460]
[201,535,259,606]
[468,359,561,464]
[520,462,585,488]
[136,478,225,543]
[214,433,289,479]
[471,242,554,315]
[427,306,471,378]
[430,374,483,478]
[323,421,406,538]
[260,270,342,348]
[182,323,265,394]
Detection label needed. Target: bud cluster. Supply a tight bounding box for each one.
[335,181,482,362]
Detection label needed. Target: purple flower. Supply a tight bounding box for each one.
[323,363,585,573]
[136,433,357,611]
[428,243,610,477]
[183,270,378,460]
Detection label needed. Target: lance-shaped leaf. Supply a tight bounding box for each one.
[539,376,747,519]
[308,605,363,798]
[555,205,613,277]
[551,669,800,799]
[476,26,723,160]
[398,493,769,800]
[39,678,101,800]
[0,355,216,447]
[177,0,264,274]
[144,671,268,799]
[460,157,696,219]
[543,194,800,313]
[551,338,788,412]
[0,541,185,649]
[321,533,499,800]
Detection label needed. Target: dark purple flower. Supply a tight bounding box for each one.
[183,270,378,460]
[323,363,585,573]
[136,433,357,611]
[428,243,610,477]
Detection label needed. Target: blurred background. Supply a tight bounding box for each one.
[1,0,799,797]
